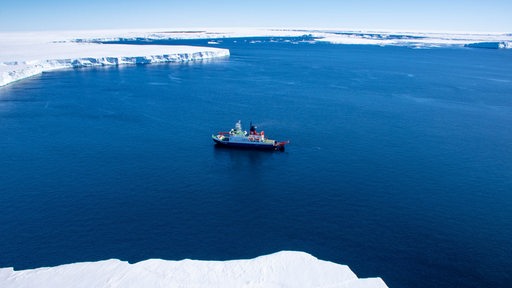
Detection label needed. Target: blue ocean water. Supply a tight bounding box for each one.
[1,38,511,288]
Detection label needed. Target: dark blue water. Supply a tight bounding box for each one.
[1,39,511,288]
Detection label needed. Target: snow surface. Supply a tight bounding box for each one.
[0,251,387,288]
[0,31,229,87]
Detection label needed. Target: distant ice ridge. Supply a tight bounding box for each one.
[55,28,511,49]
[465,41,512,49]
[0,32,229,87]
[310,31,512,48]
[0,251,387,288]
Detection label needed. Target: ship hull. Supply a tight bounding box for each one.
[212,136,284,151]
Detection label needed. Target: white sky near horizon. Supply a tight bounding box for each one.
[0,0,511,33]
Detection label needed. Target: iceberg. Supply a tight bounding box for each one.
[0,251,387,288]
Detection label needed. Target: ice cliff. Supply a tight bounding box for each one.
[0,37,229,87]
[465,41,512,49]
[0,251,387,288]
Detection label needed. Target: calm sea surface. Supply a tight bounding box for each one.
[1,38,511,288]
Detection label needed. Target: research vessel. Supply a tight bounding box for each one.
[212,121,289,151]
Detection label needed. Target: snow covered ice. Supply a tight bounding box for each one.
[0,251,387,288]
[0,31,230,87]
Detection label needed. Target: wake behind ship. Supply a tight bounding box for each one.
[212,121,289,151]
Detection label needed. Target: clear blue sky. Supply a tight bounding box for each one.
[1,0,510,32]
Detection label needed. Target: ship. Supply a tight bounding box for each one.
[212,121,289,151]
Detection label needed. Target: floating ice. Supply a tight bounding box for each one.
[0,251,387,288]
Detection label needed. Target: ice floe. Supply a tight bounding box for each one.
[0,251,387,288]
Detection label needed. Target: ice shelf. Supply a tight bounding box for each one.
[0,32,229,87]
